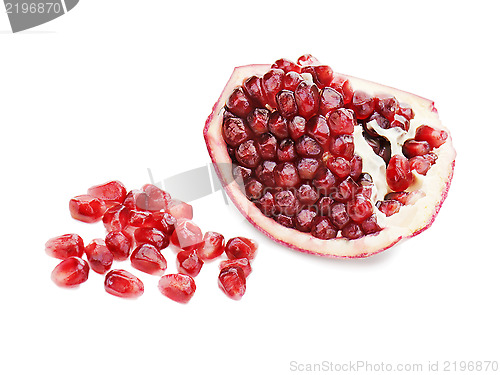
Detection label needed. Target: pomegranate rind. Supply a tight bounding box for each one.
[204,64,456,258]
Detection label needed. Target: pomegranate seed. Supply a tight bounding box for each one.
[390,114,410,131]
[306,115,330,148]
[297,158,320,179]
[219,258,252,278]
[87,180,127,206]
[384,191,410,204]
[127,209,153,227]
[257,191,275,216]
[386,155,412,191]
[274,162,300,188]
[296,135,322,157]
[271,58,301,73]
[245,179,264,200]
[283,71,303,91]
[409,156,432,175]
[226,86,253,118]
[350,90,375,120]
[327,108,355,135]
[297,184,320,205]
[311,216,337,239]
[134,227,169,249]
[319,87,344,116]
[268,111,289,140]
[398,103,415,120]
[424,152,438,164]
[45,234,84,259]
[358,172,373,186]
[232,165,252,183]
[218,266,246,300]
[330,202,350,229]
[222,117,251,147]
[255,161,277,187]
[84,239,114,274]
[166,199,193,220]
[197,231,225,261]
[274,190,299,216]
[262,69,284,107]
[308,65,335,88]
[331,74,354,104]
[295,208,318,232]
[225,237,258,261]
[105,231,132,261]
[177,249,204,277]
[332,177,357,203]
[361,215,381,234]
[368,112,391,131]
[414,125,448,148]
[158,273,196,303]
[170,219,203,251]
[327,156,351,179]
[349,154,363,181]
[347,194,373,223]
[276,90,298,119]
[357,185,373,199]
[376,200,402,216]
[51,257,89,287]
[247,108,270,135]
[256,133,278,160]
[104,269,144,298]
[374,95,400,121]
[69,195,106,223]
[236,139,261,168]
[330,135,354,160]
[141,184,171,211]
[317,196,334,216]
[295,81,320,119]
[312,167,337,195]
[288,116,306,140]
[102,204,130,232]
[297,54,320,67]
[123,189,148,210]
[277,139,297,162]
[341,222,364,240]
[276,214,294,228]
[144,211,177,237]
[402,139,431,158]
[130,244,167,275]
[243,76,266,107]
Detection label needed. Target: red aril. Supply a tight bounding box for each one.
[176,250,204,277]
[69,195,106,223]
[104,269,144,298]
[84,239,114,274]
[102,204,130,232]
[386,155,413,192]
[219,258,252,278]
[170,219,203,251]
[130,244,167,275]
[166,199,193,221]
[105,231,132,261]
[87,180,127,206]
[45,234,84,259]
[225,237,258,261]
[158,273,196,304]
[197,231,225,261]
[218,266,246,300]
[134,227,169,249]
[51,257,89,287]
[414,125,448,148]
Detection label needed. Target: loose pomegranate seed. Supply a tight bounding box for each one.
[311,216,337,239]
[374,95,400,121]
[69,195,106,223]
[158,273,196,303]
[262,69,285,107]
[236,139,261,168]
[274,190,299,216]
[414,125,448,148]
[245,179,264,200]
[257,191,275,216]
[84,239,114,274]
[51,257,89,287]
[243,76,266,107]
[341,222,364,240]
[219,258,252,278]
[105,231,132,261]
[297,184,320,205]
[295,208,318,232]
[327,156,351,179]
[276,90,298,119]
[247,108,270,135]
[130,244,167,275]
[274,162,300,188]
[144,211,176,237]
[327,108,355,135]
[331,74,354,104]
[141,184,171,212]
[197,231,225,261]
[256,133,278,160]
[127,209,153,227]
[347,194,373,223]
[276,214,294,228]
[218,266,246,300]
[222,117,251,147]
[255,161,277,186]
[225,237,258,261]
[386,155,412,191]
[123,189,148,210]
[295,81,320,119]
[87,180,127,206]
[376,200,402,216]
[330,135,354,160]
[170,219,203,251]
[268,111,289,139]
[104,269,144,298]
[166,199,193,220]
[297,158,320,179]
[330,202,350,229]
[45,234,84,259]
[272,58,301,73]
[288,116,306,140]
[226,86,253,118]
[134,227,169,249]
[398,103,415,120]
[349,154,363,180]
[409,156,432,175]
[277,139,297,162]
[350,90,375,120]
[306,115,330,148]
[361,215,381,234]
[312,167,337,195]
[177,249,204,277]
[283,71,303,91]
[297,54,320,67]
[296,135,322,157]
[390,114,410,131]
[332,177,357,203]
[402,139,431,158]
[102,204,130,232]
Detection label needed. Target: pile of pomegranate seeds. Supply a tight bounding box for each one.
[46,180,258,302]
[223,55,449,237]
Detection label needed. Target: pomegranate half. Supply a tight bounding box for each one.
[204,56,455,258]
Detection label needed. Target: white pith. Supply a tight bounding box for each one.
[204,64,456,258]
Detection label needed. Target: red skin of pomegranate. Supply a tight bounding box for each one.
[218,266,246,301]
[84,239,114,274]
[158,273,196,304]
[130,244,167,275]
[69,195,106,223]
[225,237,258,261]
[87,180,127,206]
[104,269,144,299]
[45,234,84,259]
[51,257,90,287]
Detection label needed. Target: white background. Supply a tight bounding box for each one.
[1,1,499,374]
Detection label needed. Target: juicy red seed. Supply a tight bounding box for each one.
[327,108,355,135]
[166,199,193,221]
[236,139,261,168]
[274,162,300,187]
[144,211,176,237]
[297,54,320,67]
[219,258,252,278]
[331,75,354,104]
[218,266,246,301]
[276,90,298,119]
[158,273,196,304]
[319,88,344,117]
[45,234,84,259]
[311,216,337,239]
[87,180,127,206]
[243,76,266,107]
[226,87,253,118]
[390,114,409,131]
[313,167,337,195]
[295,81,320,120]
[402,139,431,158]
[368,112,391,131]
[385,191,410,204]
[283,71,303,91]
[268,111,289,139]
[170,219,203,251]
[69,195,106,223]
[386,155,412,191]
[104,269,144,298]
[332,177,357,203]
[297,184,319,205]
[296,135,322,157]
[374,95,400,121]
[349,154,363,180]
[376,199,402,217]
[222,117,251,147]
[317,196,334,216]
[255,161,277,186]
[409,156,432,175]
[330,135,354,160]
[358,172,373,186]
[140,184,171,212]
[51,257,89,287]
[347,194,373,223]
[414,125,448,148]
[424,152,438,164]
[130,244,167,275]
[304,65,334,88]
[84,239,114,274]
[271,58,301,73]
[297,158,320,179]
[295,208,318,232]
[134,227,169,249]
[123,189,148,210]
[102,204,130,232]
[247,108,269,135]
[225,237,258,261]
[276,214,294,228]
[177,249,204,277]
[306,115,330,148]
[330,203,350,229]
[274,190,299,216]
[288,116,306,140]
[277,139,297,162]
[341,222,364,240]
[197,231,225,261]
[127,209,153,227]
[350,90,375,120]
[257,191,276,216]
[262,69,285,107]
[245,179,264,200]
[398,103,415,120]
[361,215,381,234]
[105,231,132,261]
[232,165,252,183]
[357,185,372,199]
[327,157,351,179]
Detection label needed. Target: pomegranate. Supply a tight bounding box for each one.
[84,239,114,274]
[204,55,456,257]
[158,273,196,304]
[130,244,167,275]
[218,266,246,300]
[104,269,144,298]
[51,257,89,287]
[45,234,84,259]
